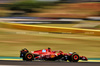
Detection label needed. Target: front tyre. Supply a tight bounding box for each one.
[69,53,79,62]
[25,53,34,61]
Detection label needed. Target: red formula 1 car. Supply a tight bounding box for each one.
[20,48,88,62]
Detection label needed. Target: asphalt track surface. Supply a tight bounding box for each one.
[0,60,100,66]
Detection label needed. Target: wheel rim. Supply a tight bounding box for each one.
[73,55,78,60]
[27,54,32,59]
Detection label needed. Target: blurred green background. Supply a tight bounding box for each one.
[0,0,100,58]
[0,0,100,18]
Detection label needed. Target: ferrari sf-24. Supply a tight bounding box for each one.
[20,48,88,62]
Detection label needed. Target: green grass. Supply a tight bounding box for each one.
[79,21,100,23]
[0,27,100,58]
[95,25,100,29]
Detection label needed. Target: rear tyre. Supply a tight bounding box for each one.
[25,53,34,61]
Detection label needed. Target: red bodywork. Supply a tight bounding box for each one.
[20,48,88,62]
[29,49,88,61]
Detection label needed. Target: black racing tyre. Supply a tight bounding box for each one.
[71,53,79,62]
[68,53,79,62]
[25,53,34,61]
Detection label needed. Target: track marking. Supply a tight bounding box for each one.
[79,60,100,62]
[0,59,22,61]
